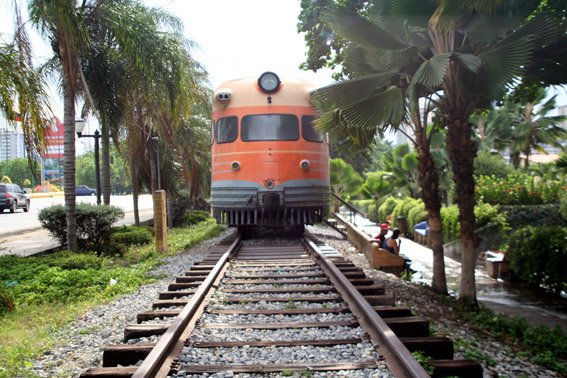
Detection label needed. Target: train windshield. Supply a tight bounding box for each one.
[241,114,299,141]
[301,115,324,142]
[215,116,238,143]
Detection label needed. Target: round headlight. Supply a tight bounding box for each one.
[258,72,280,93]
[231,161,241,171]
[300,159,310,171]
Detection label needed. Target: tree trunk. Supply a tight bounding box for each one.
[415,128,447,294]
[446,116,478,306]
[62,79,77,250]
[148,140,158,192]
[101,122,111,205]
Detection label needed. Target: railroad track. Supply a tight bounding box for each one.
[81,237,482,377]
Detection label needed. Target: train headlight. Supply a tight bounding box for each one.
[231,161,241,171]
[300,159,310,171]
[265,180,275,189]
[258,72,280,93]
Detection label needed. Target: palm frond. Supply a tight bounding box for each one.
[321,1,407,51]
[340,86,405,130]
[410,52,451,88]
[311,71,397,111]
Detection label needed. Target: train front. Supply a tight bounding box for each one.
[210,72,329,232]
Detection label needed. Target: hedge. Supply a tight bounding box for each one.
[441,202,508,243]
[476,173,564,205]
[407,201,428,232]
[38,204,124,254]
[500,205,566,229]
[184,210,210,226]
[508,226,566,294]
[111,226,153,247]
[391,198,422,227]
[378,197,402,222]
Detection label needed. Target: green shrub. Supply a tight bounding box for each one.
[352,199,373,214]
[441,202,507,242]
[501,204,566,229]
[560,193,567,221]
[508,226,566,294]
[183,210,210,226]
[474,152,514,178]
[171,190,192,227]
[111,226,153,246]
[0,285,15,314]
[391,198,422,227]
[367,202,379,223]
[38,204,124,254]
[407,202,427,231]
[378,197,402,221]
[476,173,564,205]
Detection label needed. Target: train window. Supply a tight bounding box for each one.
[215,116,238,143]
[241,114,299,141]
[301,115,324,142]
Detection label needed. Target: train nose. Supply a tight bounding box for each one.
[262,192,281,208]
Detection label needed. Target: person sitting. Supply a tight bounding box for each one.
[374,223,390,245]
[382,228,401,256]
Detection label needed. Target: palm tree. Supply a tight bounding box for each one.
[29,0,88,250]
[330,158,363,213]
[313,1,562,302]
[0,4,49,167]
[381,144,420,198]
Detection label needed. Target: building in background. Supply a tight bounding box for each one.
[42,117,64,182]
[0,117,27,162]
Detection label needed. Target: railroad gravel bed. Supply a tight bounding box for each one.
[29,228,235,378]
[176,341,378,365]
[222,283,334,290]
[172,368,392,378]
[307,224,560,377]
[189,325,367,342]
[216,292,338,299]
[200,312,355,324]
[207,300,344,310]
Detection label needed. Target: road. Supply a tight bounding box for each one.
[0,194,153,236]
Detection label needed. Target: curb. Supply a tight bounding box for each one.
[28,192,65,199]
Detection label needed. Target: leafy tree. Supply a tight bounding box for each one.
[330,158,363,212]
[360,171,393,203]
[0,158,40,187]
[474,152,515,178]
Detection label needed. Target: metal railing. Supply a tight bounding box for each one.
[329,192,367,226]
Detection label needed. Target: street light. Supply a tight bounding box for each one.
[75,119,101,205]
[151,135,161,190]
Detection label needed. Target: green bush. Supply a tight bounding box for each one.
[508,226,566,294]
[111,226,153,247]
[0,285,15,315]
[352,199,373,214]
[560,194,567,221]
[378,197,402,221]
[367,203,379,223]
[407,201,427,231]
[441,202,507,242]
[391,198,422,227]
[183,210,210,226]
[476,173,564,205]
[38,204,124,254]
[501,205,566,229]
[474,152,515,178]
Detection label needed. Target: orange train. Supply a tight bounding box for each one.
[211,72,330,233]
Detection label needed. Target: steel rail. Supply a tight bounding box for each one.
[305,237,430,378]
[132,237,241,378]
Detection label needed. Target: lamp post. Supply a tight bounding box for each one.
[151,135,160,190]
[75,119,101,205]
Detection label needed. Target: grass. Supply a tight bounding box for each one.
[434,294,567,373]
[0,219,224,377]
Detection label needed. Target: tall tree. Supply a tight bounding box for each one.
[30,0,87,250]
[304,0,564,302]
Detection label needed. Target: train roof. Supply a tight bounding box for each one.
[212,76,316,112]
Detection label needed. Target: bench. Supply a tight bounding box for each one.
[413,221,429,246]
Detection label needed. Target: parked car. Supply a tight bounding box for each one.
[76,185,97,196]
[0,184,30,213]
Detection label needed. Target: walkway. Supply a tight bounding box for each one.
[345,212,567,332]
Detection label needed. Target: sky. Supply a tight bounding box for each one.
[0,0,565,152]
